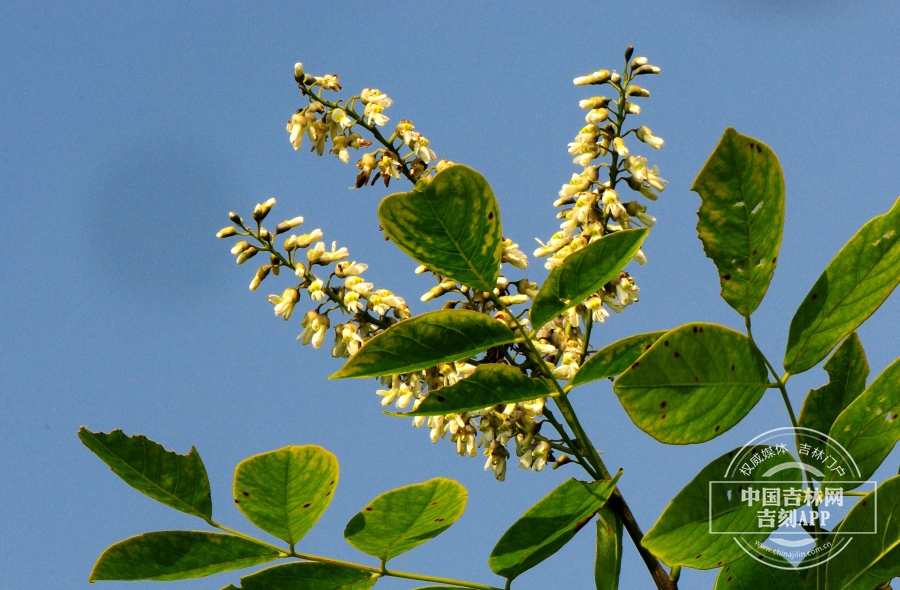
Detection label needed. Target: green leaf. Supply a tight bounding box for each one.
[79,427,212,520]
[344,478,467,562]
[692,127,785,317]
[826,476,900,590]
[233,445,338,546]
[613,323,770,444]
[89,531,279,582]
[642,447,801,569]
[398,364,554,416]
[797,333,868,469]
[594,505,623,590]
[489,474,621,581]
[571,331,666,387]
[784,196,900,375]
[530,228,648,330]
[222,562,376,590]
[378,164,502,291]
[713,553,804,590]
[826,354,900,485]
[331,310,516,379]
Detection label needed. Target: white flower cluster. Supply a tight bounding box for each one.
[286,63,449,189]
[533,50,665,337]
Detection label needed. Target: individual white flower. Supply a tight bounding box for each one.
[309,119,329,156]
[329,108,354,132]
[625,101,641,115]
[315,74,342,91]
[267,288,300,321]
[613,136,629,158]
[635,125,664,149]
[585,108,608,124]
[343,291,364,313]
[585,294,609,323]
[330,133,362,164]
[533,233,569,258]
[307,241,326,264]
[579,96,609,110]
[501,238,528,269]
[531,441,552,472]
[332,322,364,358]
[345,276,374,296]
[286,112,309,150]
[532,339,557,356]
[360,88,393,108]
[290,229,322,249]
[377,152,402,182]
[409,132,436,163]
[616,274,640,305]
[573,69,611,86]
[602,189,628,221]
[633,249,648,265]
[335,261,368,278]
[369,289,405,315]
[299,311,330,348]
[364,102,390,127]
[308,278,326,301]
[320,241,349,264]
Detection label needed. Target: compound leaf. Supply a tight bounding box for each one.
[378,165,502,291]
[331,310,515,379]
[233,445,338,546]
[692,127,785,317]
[613,323,769,444]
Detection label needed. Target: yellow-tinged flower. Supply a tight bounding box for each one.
[267,288,300,321]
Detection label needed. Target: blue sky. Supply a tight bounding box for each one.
[3,2,900,589]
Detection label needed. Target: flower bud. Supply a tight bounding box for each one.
[573,69,610,86]
[228,211,243,225]
[624,101,641,115]
[294,62,304,82]
[585,108,608,124]
[249,265,271,291]
[258,227,271,241]
[636,126,664,149]
[275,216,304,235]
[624,45,634,62]
[626,85,650,98]
[236,247,258,265]
[610,72,621,84]
[230,241,251,256]
[631,56,648,69]
[253,198,277,222]
[295,229,323,248]
[579,96,610,110]
[634,64,660,76]
[216,226,239,239]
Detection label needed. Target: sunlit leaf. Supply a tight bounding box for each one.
[489,474,621,581]
[530,228,648,330]
[344,478,466,562]
[594,505,623,590]
[692,128,785,317]
[233,446,338,546]
[826,355,900,485]
[825,476,900,590]
[378,165,502,291]
[89,531,278,582]
[642,447,801,569]
[331,310,516,379]
[797,333,868,472]
[396,364,554,416]
[784,196,900,375]
[221,562,376,590]
[79,427,212,520]
[713,553,803,590]
[571,331,665,387]
[613,323,770,444]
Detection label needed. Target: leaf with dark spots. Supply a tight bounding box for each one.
[571,331,665,386]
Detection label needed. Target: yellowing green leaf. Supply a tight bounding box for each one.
[613,323,770,444]
[233,446,338,546]
[692,128,785,317]
[530,228,648,330]
[331,310,515,379]
[571,331,665,387]
[784,196,900,375]
[378,165,502,291]
[222,562,377,590]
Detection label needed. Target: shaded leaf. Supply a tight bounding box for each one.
[79,427,212,520]
[826,354,900,485]
[613,323,770,444]
[784,196,900,375]
[692,127,785,317]
[530,228,648,330]
[378,165,502,291]
[331,310,515,379]
[489,474,621,581]
[797,333,868,472]
[398,364,554,416]
[571,331,666,387]
[594,505,623,590]
[826,476,900,590]
[223,562,376,590]
[89,531,278,582]
[233,446,338,546]
[713,553,803,590]
[642,447,801,569]
[344,478,466,562]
